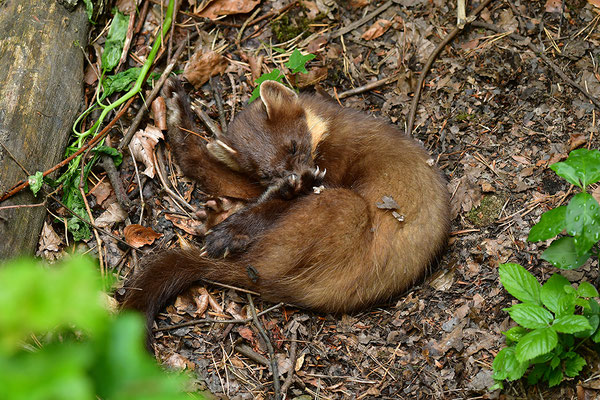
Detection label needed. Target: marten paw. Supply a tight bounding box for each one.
[204,218,251,258]
[162,78,197,140]
[275,166,326,199]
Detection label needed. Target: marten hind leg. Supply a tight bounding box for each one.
[162,78,262,200]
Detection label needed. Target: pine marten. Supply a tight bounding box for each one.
[121,78,450,333]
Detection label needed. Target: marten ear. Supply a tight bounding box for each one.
[207,140,241,171]
[260,80,298,119]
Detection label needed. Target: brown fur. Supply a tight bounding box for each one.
[121,79,450,333]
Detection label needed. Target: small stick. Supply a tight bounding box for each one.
[406,0,495,135]
[331,1,393,39]
[234,343,270,366]
[100,154,132,209]
[129,146,146,225]
[337,74,398,99]
[0,202,46,211]
[281,327,299,396]
[210,77,228,134]
[79,186,105,277]
[192,102,223,138]
[247,294,281,400]
[0,97,136,203]
[134,0,151,34]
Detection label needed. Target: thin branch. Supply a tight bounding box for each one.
[331,1,393,39]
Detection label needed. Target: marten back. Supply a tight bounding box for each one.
[121,79,450,334]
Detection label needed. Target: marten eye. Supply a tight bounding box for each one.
[290,140,297,155]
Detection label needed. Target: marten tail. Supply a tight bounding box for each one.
[120,249,250,334]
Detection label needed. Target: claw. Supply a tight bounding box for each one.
[319,168,327,179]
[223,247,230,258]
[314,165,320,176]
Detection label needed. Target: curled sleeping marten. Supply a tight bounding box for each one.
[121,78,450,333]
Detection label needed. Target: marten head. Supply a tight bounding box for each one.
[207,81,327,186]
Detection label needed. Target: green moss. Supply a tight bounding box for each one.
[271,14,310,42]
[455,113,475,122]
[467,194,506,227]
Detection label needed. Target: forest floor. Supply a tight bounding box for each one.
[36,0,600,398]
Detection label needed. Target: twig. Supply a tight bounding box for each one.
[0,97,136,203]
[192,102,224,138]
[128,146,146,224]
[153,147,195,213]
[0,202,46,211]
[0,140,31,175]
[236,6,261,44]
[118,32,199,151]
[331,1,393,39]
[247,294,281,400]
[210,77,228,134]
[406,0,495,135]
[134,0,151,34]
[337,74,398,99]
[470,20,600,110]
[100,154,131,209]
[156,302,284,331]
[281,326,298,396]
[79,186,105,277]
[234,343,270,366]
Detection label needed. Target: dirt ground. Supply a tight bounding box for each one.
[36,0,600,398]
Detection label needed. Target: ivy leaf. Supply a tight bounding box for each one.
[249,69,284,102]
[565,193,600,255]
[285,49,316,74]
[102,10,130,72]
[28,171,44,196]
[552,315,592,333]
[578,281,599,298]
[541,237,590,270]
[528,206,566,242]
[550,148,600,189]
[492,346,529,381]
[498,263,541,305]
[515,327,558,362]
[504,304,553,329]
[540,274,571,314]
[564,354,587,377]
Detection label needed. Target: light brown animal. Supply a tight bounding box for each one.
[121,79,450,333]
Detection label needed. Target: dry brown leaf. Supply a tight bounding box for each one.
[152,97,167,131]
[183,49,229,89]
[198,0,260,20]
[303,0,320,19]
[123,224,162,248]
[238,326,256,342]
[588,0,600,8]
[294,67,328,88]
[361,19,392,41]
[37,222,62,260]
[192,286,210,317]
[129,125,164,178]
[165,213,207,236]
[95,202,128,228]
[89,180,113,206]
[115,0,137,13]
[164,353,191,370]
[569,133,587,151]
[349,0,370,7]
[545,0,562,12]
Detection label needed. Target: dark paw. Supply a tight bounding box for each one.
[275,166,326,199]
[162,78,197,139]
[204,218,251,258]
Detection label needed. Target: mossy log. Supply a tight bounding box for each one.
[0,0,88,259]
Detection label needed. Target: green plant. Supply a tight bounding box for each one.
[248,48,316,102]
[528,149,600,269]
[0,256,199,400]
[491,263,600,389]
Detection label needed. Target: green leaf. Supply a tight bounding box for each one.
[552,315,592,333]
[564,354,587,377]
[550,148,600,189]
[28,171,44,196]
[504,304,553,329]
[556,291,577,317]
[498,263,541,305]
[578,281,599,298]
[249,69,284,102]
[515,327,558,362]
[503,326,528,342]
[541,237,591,270]
[492,346,529,381]
[94,146,123,167]
[565,193,600,255]
[574,315,599,338]
[528,206,567,242]
[540,274,571,314]
[546,367,564,387]
[102,10,130,72]
[284,49,316,74]
[83,0,94,22]
[527,363,547,385]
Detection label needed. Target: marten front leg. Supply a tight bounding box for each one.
[162,78,262,200]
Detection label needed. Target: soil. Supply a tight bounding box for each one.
[39,0,600,398]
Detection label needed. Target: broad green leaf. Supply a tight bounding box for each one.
[589,298,600,314]
[556,291,577,318]
[504,304,553,329]
[515,327,558,362]
[83,0,94,22]
[552,315,592,333]
[574,315,599,338]
[102,10,130,72]
[540,274,571,314]
[528,206,567,242]
[566,193,600,255]
[498,263,541,305]
[94,146,122,167]
[28,171,44,196]
[593,326,600,343]
[564,354,587,377]
[546,367,564,387]
[284,49,316,74]
[541,237,591,270]
[578,281,599,298]
[550,354,560,369]
[492,346,529,381]
[550,148,600,189]
[503,326,528,342]
[527,363,547,385]
[249,69,284,102]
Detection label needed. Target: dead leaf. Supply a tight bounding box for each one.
[123,224,163,248]
[545,0,563,12]
[165,213,207,236]
[183,49,229,89]
[164,353,191,370]
[197,0,260,20]
[37,222,62,260]
[152,97,167,131]
[95,202,128,228]
[238,326,256,342]
[192,286,210,317]
[89,180,113,206]
[361,19,392,41]
[588,0,600,8]
[129,125,164,178]
[349,0,370,7]
[569,133,587,151]
[428,269,455,291]
[294,67,328,88]
[115,0,137,13]
[302,1,320,19]
[376,195,400,210]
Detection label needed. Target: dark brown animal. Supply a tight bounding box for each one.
[121,79,450,333]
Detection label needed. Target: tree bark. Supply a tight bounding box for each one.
[0,0,88,259]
